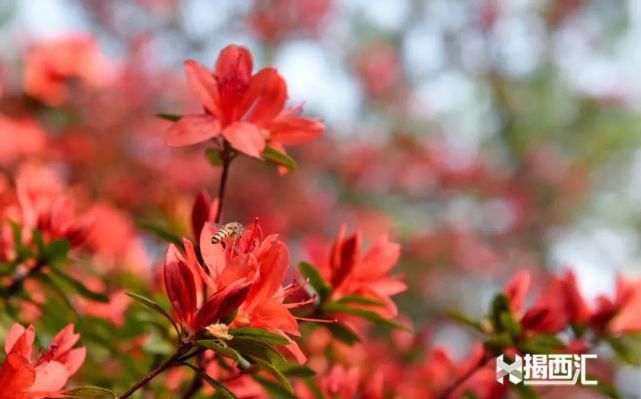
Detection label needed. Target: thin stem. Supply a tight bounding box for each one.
[2,258,46,298]
[182,144,234,398]
[214,146,233,224]
[181,374,202,399]
[119,346,190,399]
[436,352,492,399]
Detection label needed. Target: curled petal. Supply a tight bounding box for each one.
[50,324,80,357]
[330,232,360,290]
[194,280,252,331]
[164,245,198,328]
[268,115,325,145]
[165,115,221,147]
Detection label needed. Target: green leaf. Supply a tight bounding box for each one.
[253,375,297,399]
[279,363,316,378]
[43,239,71,265]
[182,363,238,399]
[156,113,182,122]
[142,331,174,355]
[324,322,360,345]
[606,335,641,366]
[334,295,385,307]
[446,310,485,333]
[490,294,511,332]
[206,148,224,166]
[499,312,522,338]
[518,334,565,354]
[262,145,297,171]
[126,292,179,335]
[230,328,291,345]
[63,386,117,398]
[322,302,408,330]
[137,220,183,246]
[195,340,251,369]
[484,333,513,352]
[298,262,330,301]
[49,268,110,302]
[251,356,293,393]
[230,337,285,364]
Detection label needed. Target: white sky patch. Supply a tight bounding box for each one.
[341,0,410,32]
[275,41,361,132]
[17,0,88,37]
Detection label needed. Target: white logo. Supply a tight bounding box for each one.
[496,354,598,386]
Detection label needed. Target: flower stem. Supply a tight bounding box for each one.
[1,258,46,298]
[436,352,492,399]
[214,145,233,224]
[119,346,189,399]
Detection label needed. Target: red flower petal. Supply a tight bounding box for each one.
[222,121,265,158]
[238,68,287,124]
[164,245,198,328]
[194,280,252,331]
[215,45,253,86]
[191,190,212,239]
[184,59,221,117]
[165,115,221,147]
[245,238,289,312]
[504,270,530,312]
[268,116,325,145]
[330,231,360,290]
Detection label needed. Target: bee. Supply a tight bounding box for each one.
[211,222,244,245]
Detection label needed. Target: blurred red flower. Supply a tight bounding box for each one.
[199,221,307,362]
[23,35,111,106]
[308,226,406,318]
[166,45,324,158]
[0,323,85,398]
[163,242,251,340]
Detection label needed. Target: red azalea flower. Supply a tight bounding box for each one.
[307,225,406,318]
[163,241,252,341]
[23,35,111,106]
[199,220,308,363]
[166,44,324,158]
[0,323,86,398]
[505,270,591,333]
[593,275,641,334]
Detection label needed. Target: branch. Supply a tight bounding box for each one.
[436,352,493,399]
[119,346,191,399]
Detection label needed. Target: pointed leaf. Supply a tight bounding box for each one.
[230,328,291,345]
[126,292,179,335]
[195,340,251,369]
[253,375,297,399]
[263,145,297,171]
[157,113,183,122]
[63,386,117,398]
[298,262,330,301]
[183,363,238,399]
[205,148,224,166]
[50,268,109,302]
